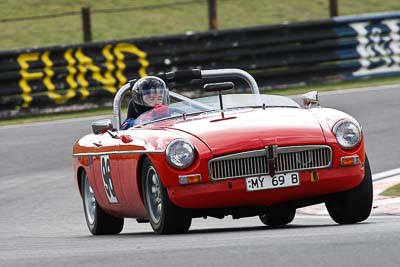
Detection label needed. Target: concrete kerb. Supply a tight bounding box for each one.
[371,170,400,216]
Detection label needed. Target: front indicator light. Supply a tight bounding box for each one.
[179,174,202,185]
[341,155,360,166]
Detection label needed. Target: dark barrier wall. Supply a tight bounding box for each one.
[1,11,400,118]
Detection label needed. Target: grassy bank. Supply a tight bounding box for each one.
[0,0,399,51]
[381,184,400,197]
[262,75,400,96]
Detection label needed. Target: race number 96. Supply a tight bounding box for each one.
[100,155,118,203]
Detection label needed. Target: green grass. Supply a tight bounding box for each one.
[0,107,112,126]
[0,106,132,126]
[262,74,400,96]
[381,183,400,197]
[0,0,399,51]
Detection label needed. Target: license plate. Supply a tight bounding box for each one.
[246,172,300,191]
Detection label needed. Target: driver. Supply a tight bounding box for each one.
[122,76,170,129]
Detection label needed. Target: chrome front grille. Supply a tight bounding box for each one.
[209,145,332,181]
[210,155,268,180]
[275,146,331,173]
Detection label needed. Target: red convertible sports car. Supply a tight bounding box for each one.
[72,68,372,235]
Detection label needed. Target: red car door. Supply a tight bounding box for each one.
[92,133,127,207]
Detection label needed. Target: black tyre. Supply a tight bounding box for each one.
[259,205,296,227]
[142,158,192,234]
[325,155,373,224]
[81,170,124,235]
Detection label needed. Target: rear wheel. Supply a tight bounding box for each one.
[142,158,191,234]
[325,155,373,224]
[81,170,124,235]
[259,205,296,227]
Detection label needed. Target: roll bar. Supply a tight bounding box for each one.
[113,68,260,130]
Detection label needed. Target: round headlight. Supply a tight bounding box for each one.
[166,139,195,169]
[333,120,362,149]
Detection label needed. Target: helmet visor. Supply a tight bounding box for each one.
[141,87,165,107]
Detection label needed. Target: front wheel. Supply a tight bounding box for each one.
[325,155,373,224]
[81,170,124,235]
[142,158,191,234]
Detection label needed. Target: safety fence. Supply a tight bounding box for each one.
[1,11,400,118]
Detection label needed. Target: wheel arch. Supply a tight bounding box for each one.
[77,166,86,197]
[136,154,150,203]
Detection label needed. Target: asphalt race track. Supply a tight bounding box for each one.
[0,86,399,266]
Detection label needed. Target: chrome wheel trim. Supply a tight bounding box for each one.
[83,173,96,225]
[145,166,162,224]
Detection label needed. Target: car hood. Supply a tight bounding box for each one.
[164,108,326,156]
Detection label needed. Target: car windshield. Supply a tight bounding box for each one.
[133,93,300,126]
